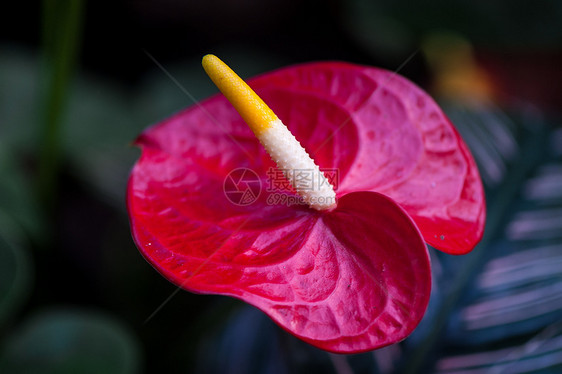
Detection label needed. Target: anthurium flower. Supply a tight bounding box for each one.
[127,55,485,353]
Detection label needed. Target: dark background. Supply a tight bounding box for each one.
[1,1,562,373]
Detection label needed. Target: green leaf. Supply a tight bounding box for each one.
[400,102,562,374]
[435,322,562,373]
[38,0,85,209]
[0,309,141,374]
[61,75,141,208]
[0,213,32,328]
[0,47,40,150]
[0,143,45,241]
[195,305,337,374]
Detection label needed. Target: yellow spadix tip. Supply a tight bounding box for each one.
[202,54,337,211]
[202,54,277,135]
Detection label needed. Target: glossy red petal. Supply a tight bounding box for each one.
[249,63,485,253]
[128,162,430,353]
[301,191,430,352]
[127,59,482,352]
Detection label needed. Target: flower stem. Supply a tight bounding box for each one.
[38,0,84,211]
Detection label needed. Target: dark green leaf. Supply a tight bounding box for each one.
[0,214,32,328]
[0,309,141,374]
[402,101,562,373]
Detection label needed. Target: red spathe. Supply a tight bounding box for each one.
[127,62,485,353]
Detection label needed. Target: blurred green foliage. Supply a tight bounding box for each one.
[0,214,32,329]
[344,0,562,62]
[0,309,140,374]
